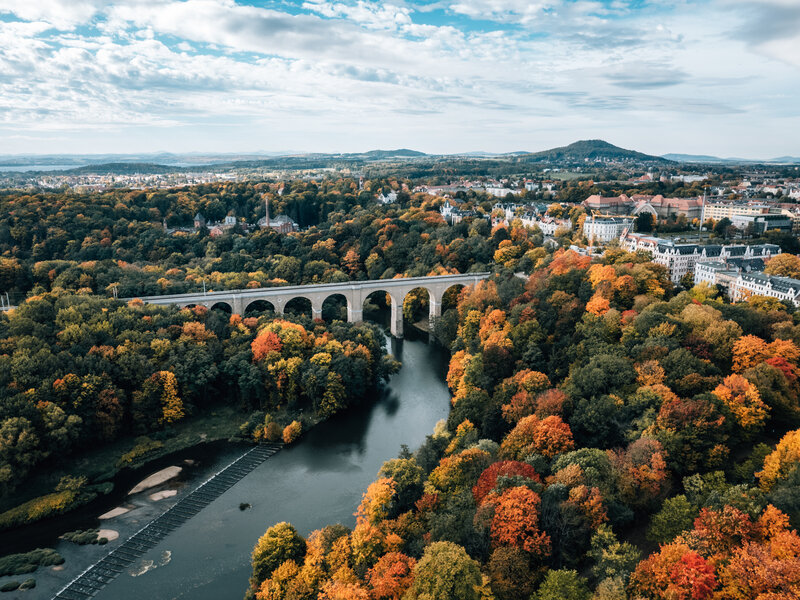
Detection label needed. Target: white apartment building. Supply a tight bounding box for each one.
[654,243,781,284]
[619,232,662,254]
[704,203,772,221]
[584,217,633,244]
[621,232,781,284]
[729,273,800,307]
[522,215,571,235]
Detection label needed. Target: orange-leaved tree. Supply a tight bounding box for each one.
[712,374,769,432]
[489,486,551,559]
[473,460,541,505]
[366,552,416,600]
[500,414,574,460]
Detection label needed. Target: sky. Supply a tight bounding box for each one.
[1,0,799,158]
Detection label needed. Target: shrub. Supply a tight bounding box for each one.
[0,483,85,531]
[0,549,63,577]
[117,437,165,467]
[62,529,100,545]
[282,420,302,444]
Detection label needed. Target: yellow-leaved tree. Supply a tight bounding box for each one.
[757,429,800,490]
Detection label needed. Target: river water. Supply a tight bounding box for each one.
[25,330,450,600]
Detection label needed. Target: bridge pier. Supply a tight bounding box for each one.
[311,299,323,321]
[390,301,403,338]
[347,307,363,323]
[231,296,244,316]
[429,299,441,320]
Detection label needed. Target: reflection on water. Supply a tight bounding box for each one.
[86,330,450,600]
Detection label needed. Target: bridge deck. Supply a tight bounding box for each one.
[51,443,282,600]
[123,272,490,303]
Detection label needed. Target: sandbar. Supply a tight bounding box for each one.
[129,466,182,495]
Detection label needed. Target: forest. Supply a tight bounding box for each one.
[247,248,800,600]
[0,178,530,527]
[1,178,799,598]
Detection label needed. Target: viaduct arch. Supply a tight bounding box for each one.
[126,273,490,337]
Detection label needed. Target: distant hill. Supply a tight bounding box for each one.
[361,149,426,159]
[664,153,800,165]
[662,153,728,163]
[523,140,670,164]
[61,162,178,175]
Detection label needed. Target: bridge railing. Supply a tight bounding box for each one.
[122,272,492,302]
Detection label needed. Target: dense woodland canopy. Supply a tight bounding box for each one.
[1,178,800,597]
[0,180,508,301]
[0,295,395,502]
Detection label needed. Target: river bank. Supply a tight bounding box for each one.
[88,329,451,600]
[0,405,248,538]
[0,328,451,599]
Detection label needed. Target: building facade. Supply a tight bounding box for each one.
[584,217,633,243]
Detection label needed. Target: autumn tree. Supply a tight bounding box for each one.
[403,541,482,600]
[490,486,551,559]
[366,552,415,600]
[712,373,769,433]
[473,460,541,505]
[487,546,538,600]
[533,569,591,600]
[628,543,717,600]
[757,429,800,490]
[131,370,184,431]
[251,522,307,590]
[282,420,302,444]
[500,414,574,460]
[764,253,800,278]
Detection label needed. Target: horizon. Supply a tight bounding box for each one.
[2,1,799,159]
[1,140,799,163]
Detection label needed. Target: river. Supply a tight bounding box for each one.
[23,329,450,600]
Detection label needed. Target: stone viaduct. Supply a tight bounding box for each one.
[127,273,491,337]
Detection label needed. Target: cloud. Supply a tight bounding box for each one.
[0,0,103,29]
[0,0,797,157]
[606,63,689,89]
[725,0,800,68]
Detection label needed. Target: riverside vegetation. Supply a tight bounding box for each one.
[247,250,800,600]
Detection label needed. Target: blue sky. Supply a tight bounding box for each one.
[1,0,798,158]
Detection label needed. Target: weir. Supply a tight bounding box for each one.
[51,443,282,600]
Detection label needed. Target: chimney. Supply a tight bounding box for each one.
[264,193,270,226]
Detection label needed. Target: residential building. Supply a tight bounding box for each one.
[583,194,702,220]
[694,258,766,290]
[621,231,781,283]
[730,213,792,235]
[703,202,773,221]
[378,191,398,204]
[583,194,633,215]
[485,186,518,198]
[440,199,455,220]
[632,195,704,220]
[584,217,633,243]
[522,215,571,235]
[619,232,662,255]
[730,272,800,306]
